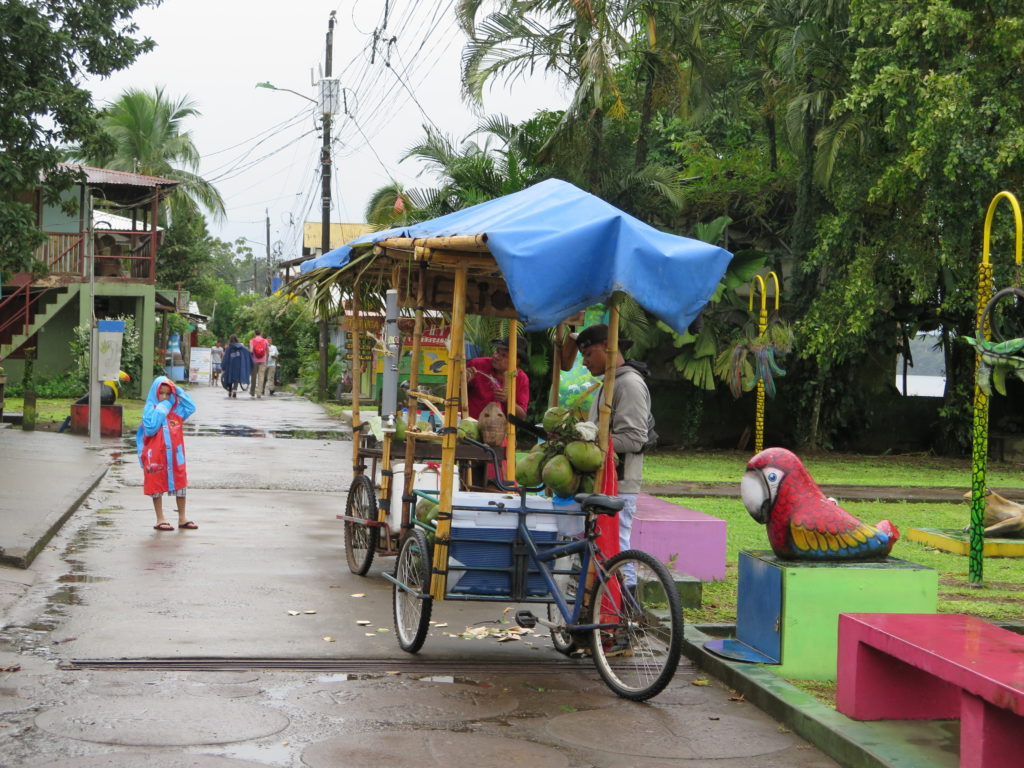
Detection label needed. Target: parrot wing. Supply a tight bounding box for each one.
[789,500,893,557]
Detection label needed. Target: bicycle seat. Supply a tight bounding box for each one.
[574,493,625,514]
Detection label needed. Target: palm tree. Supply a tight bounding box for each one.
[458,0,643,185]
[71,86,225,223]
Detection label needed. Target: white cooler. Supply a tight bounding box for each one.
[388,462,457,529]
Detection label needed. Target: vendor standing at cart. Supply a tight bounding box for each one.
[466,338,529,419]
[575,324,655,560]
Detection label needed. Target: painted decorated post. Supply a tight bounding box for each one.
[969,192,1023,585]
[749,272,780,454]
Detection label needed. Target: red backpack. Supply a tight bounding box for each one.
[250,336,268,358]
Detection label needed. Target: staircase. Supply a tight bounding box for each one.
[0,283,77,360]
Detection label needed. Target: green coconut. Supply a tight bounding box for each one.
[516,451,545,487]
[564,440,603,472]
[542,406,571,433]
[457,417,480,441]
[542,454,580,497]
[578,472,595,494]
[416,420,433,433]
[415,498,438,524]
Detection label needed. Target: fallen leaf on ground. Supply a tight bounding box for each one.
[350,593,366,598]
[365,632,377,637]
[304,610,317,614]
[692,679,711,686]
[709,716,720,721]
[356,620,371,625]
[729,694,745,702]
[287,611,301,616]
[0,665,21,673]
[323,637,335,642]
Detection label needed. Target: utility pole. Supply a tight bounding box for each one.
[265,209,271,295]
[318,11,337,401]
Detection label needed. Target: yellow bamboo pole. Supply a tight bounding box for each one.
[505,319,519,482]
[968,191,1023,586]
[594,300,621,491]
[401,258,427,534]
[350,283,362,470]
[550,323,565,408]
[430,264,467,599]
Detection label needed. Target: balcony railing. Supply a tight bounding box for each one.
[31,229,158,283]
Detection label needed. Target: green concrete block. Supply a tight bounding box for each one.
[673,572,702,609]
[741,550,938,681]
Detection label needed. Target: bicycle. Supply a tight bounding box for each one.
[386,437,683,701]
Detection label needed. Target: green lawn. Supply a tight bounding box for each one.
[644,448,1024,489]
[4,396,146,432]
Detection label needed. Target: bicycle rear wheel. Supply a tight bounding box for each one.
[393,528,433,653]
[344,474,379,575]
[588,549,682,701]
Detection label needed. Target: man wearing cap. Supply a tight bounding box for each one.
[575,324,655,558]
[466,338,529,420]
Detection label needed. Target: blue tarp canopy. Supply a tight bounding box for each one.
[300,179,732,334]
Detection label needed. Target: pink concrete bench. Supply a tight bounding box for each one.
[631,493,726,581]
[837,613,1024,768]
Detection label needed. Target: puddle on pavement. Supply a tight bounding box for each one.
[414,675,487,687]
[119,427,350,441]
[313,672,390,683]
[203,742,298,764]
[57,574,110,584]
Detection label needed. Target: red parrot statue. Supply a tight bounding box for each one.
[741,447,900,560]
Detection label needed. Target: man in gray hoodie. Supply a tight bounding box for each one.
[575,324,655,563]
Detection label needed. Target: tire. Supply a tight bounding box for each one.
[344,474,379,575]
[393,528,433,653]
[588,549,683,701]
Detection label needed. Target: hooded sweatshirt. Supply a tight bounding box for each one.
[136,376,196,495]
[587,362,653,495]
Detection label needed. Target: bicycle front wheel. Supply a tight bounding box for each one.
[344,475,379,575]
[588,549,682,701]
[392,528,433,653]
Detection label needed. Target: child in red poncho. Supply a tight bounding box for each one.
[136,376,197,531]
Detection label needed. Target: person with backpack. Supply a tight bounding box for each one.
[248,330,269,398]
[574,323,657,561]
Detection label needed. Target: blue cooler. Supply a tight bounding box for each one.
[447,493,560,598]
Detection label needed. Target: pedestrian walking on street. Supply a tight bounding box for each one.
[210,340,224,386]
[265,335,279,395]
[221,334,251,398]
[249,330,269,398]
[137,376,198,531]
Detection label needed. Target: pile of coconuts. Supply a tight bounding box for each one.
[515,406,604,498]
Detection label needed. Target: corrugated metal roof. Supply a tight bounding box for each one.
[59,163,180,188]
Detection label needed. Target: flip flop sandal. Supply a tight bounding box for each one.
[153,522,174,531]
[178,521,199,530]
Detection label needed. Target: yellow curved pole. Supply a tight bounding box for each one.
[969,191,1023,586]
[750,273,780,454]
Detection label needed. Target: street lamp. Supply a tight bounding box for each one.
[255,81,317,105]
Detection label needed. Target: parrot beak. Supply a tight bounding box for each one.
[741,469,772,524]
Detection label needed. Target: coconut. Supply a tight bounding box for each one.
[516,451,545,487]
[415,498,438,524]
[457,417,480,441]
[578,472,595,494]
[564,440,603,472]
[542,454,580,498]
[416,420,433,433]
[542,406,571,433]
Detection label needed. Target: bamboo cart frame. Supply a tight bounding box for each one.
[338,235,625,595]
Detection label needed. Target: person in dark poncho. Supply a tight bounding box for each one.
[221,334,252,398]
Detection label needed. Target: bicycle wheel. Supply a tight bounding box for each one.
[393,528,433,653]
[588,549,683,701]
[344,475,379,575]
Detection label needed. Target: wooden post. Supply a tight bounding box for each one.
[430,264,467,599]
[550,323,564,408]
[401,259,427,532]
[594,300,621,490]
[350,283,362,470]
[505,319,519,482]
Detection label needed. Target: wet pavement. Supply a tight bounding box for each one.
[0,385,845,767]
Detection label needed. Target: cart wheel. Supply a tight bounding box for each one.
[589,549,682,701]
[393,528,433,653]
[344,475,379,575]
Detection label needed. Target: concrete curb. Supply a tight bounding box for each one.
[682,624,956,768]
[0,463,108,569]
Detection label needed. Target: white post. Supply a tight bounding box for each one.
[87,191,100,444]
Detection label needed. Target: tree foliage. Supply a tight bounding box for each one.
[0,0,160,280]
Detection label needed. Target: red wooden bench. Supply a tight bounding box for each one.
[837,613,1024,768]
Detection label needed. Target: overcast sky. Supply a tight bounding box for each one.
[86,0,568,261]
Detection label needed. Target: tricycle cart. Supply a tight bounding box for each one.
[305,180,732,699]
